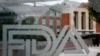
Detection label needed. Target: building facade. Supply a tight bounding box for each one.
[34,3,100,36]
[61,3,97,35]
[34,9,61,35]
[38,16,61,35]
[71,3,96,34]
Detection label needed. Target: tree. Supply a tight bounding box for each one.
[87,5,100,23]
[22,16,35,24]
[0,7,17,41]
[87,5,100,46]
[21,16,46,41]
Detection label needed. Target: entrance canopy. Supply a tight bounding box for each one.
[51,1,80,13]
[0,0,63,16]
[0,0,60,3]
[0,0,80,17]
[5,5,50,16]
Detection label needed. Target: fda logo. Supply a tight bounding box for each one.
[2,25,89,56]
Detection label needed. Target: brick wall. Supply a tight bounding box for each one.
[61,13,70,29]
[96,23,100,32]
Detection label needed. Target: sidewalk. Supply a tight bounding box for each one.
[59,47,100,56]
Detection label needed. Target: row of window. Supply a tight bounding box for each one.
[74,11,93,30]
[46,10,61,17]
[42,18,60,26]
[42,18,61,33]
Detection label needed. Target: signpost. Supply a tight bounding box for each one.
[2,25,89,56]
[1,0,90,56]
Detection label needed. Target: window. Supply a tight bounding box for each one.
[50,25,53,28]
[49,19,53,25]
[74,11,78,28]
[56,19,60,33]
[56,12,61,17]
[42,19,46,25]
[57,26,60,29]
[49,10,55,16]
[34,19,38,25]
[89,15,93,30]
[57,29,60,32]
[81,12,85,29]
[56,19,60,26]
[49,18,54,28]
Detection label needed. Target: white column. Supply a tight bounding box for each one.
[85,12,89,34]
[78,11,82,30]
[78,11,82,34]
[70,13,74,26]
[86,12,89,30]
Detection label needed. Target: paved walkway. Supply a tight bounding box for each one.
[59,47,100,56]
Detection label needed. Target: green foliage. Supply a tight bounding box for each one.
[22,16,35,24]
[87,5,100,23]
[0,9,17,41]
[21,16,46,41]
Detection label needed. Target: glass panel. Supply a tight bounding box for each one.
[49,10,55,16]
[56,19,60,26]
[81,12,85,29]
[42,19,46,25]
[74,11,78,28]
[49,19,53,25]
